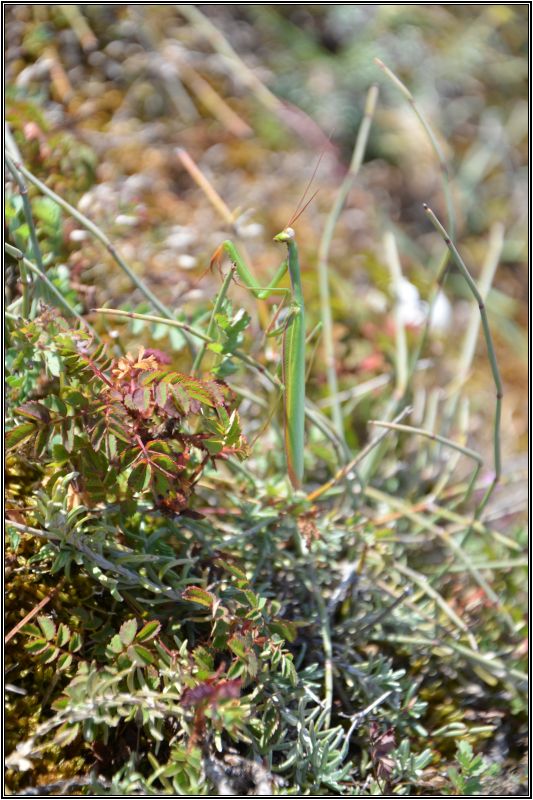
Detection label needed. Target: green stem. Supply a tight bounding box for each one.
[95,306,282,388]
[7,244,31,318]
[192,267,234,375]
[316,85,379,439]
[307,406,411,502]
[368,420,482,466]
[5,243,98,338]
[424,204,503,522]
[383,231,408,397]
[5,153,45,274]
[12,160,195,354]
[375,59,455,239]
[365,485,516,634]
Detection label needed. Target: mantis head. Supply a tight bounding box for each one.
[273,227,295,243]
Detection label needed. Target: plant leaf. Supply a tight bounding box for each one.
[119,619,138,646]
[136,620,162,643]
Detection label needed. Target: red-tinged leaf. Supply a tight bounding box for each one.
[119,619,138,646]
[205,379,228,407]
[370,723,397,781]
[151,453,180,475]
[214,678,242,701]
[182,586,215,608]
[17,402,51,424]
[182,678,242,707]
[168,382,191,416]
[128,462,152,492]
[155,381,168,408]
[139,368,171,386]
[132,387,153,415]
[6,422,35,449]
[33,426,49,457]
[143,348,172,365]
[136,620,161,643]
[182,682,217,707]
[178,376,215,407]
[146,439,172,454]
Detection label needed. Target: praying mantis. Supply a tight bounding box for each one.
[210,225,306,490]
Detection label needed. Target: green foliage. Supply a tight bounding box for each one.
[4,5,528,795]
[447,741,500,795]
[6,314,248,512]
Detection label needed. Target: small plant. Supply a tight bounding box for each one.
[447,740,500,795]
[6,313,248,514]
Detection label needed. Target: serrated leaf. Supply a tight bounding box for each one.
[168,382,191,415]
[268,619,297,643]
[56,623,71,647]
[107,634,123,654]
[17,402,51,424]
[24,637,49,654]
[151,453,179,474]
[182,586,215,608]
[22,623,41,637]
[136,620,162,643]
[128,462,152,492]
[155,381,168,407]
[132,387,152,414]
[43,350,62,377]
[214,559,248,582]
[6,422,36,449]
[37,615,56,641]
[57,653,73,671]
[207,342,223,354]
[68,632,82,652]
[127,643,155,666]
[228,635,248,658]
[38,645,60,663]
[119,619,138,646]
[173,375,214,407]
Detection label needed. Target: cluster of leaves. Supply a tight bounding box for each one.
[5,7,527,792]
[5,305,524,792]
[6,312,248,514]
[446,740,501,795]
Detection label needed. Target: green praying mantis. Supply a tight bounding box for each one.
[210,224,306,490]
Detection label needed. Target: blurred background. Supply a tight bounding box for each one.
[5,3,528,491]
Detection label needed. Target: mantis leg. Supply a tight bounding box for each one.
[212,240,290,299]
